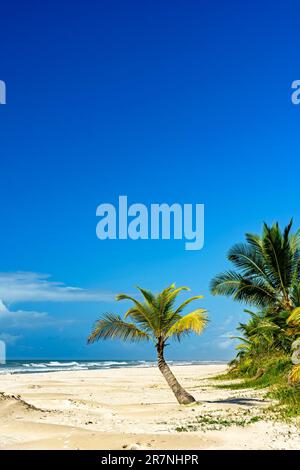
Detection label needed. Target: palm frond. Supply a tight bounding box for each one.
[156,285,191,333]
[245,232,263,251]
[173,295,204,315]
[160,286,190,313]
[291,283,300,308]
[165,309,208,340]
[261,221,293,294]
[235,342,251,351]
[210,270,243,296]
[289,365,300,384]
[230,336,252,344]
[228,242,274,288]
[287,307,300,326]
[251,319,281,332]
[87,313,151,343]
[116,293,158,331]
[211,221,300,314]
[233,278,276,308]
[123,306,156,333]
[136,287,158,308]
[158,283,176,301]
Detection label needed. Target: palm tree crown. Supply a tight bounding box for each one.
[210,220,300,312]
[88,284,207,346]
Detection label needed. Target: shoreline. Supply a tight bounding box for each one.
[0,360,228,375]
[1,364,299,450]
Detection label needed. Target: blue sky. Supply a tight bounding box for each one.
[0,0,300,361]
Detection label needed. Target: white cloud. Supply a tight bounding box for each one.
[219,331,235,339]
[0,299,74,330]
[218,339,233,350]
[0,272,114,304]
[0,333,21,345]
[216,331,237,350]
[222,315,234,327]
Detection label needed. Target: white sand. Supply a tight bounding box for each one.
[0,364,299,450]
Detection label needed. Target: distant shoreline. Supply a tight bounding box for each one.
[0,359,228,375]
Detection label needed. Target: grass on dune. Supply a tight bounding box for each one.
[212,353,300,419]
[267,385,300,419]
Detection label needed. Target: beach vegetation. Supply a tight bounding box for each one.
[211,221,300,417]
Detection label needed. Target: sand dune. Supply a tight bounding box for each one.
[0,364,299,450]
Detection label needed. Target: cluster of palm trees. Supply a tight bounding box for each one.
[231,309,292,360]
[211,220,300,383]
[87,220,300,405]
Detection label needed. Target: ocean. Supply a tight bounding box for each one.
[0,360,226,375]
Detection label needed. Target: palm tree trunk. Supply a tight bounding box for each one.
[156,344,196,405]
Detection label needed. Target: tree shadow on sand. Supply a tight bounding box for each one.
[202,397,268,406]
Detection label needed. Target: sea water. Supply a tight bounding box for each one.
[0,359,225,375]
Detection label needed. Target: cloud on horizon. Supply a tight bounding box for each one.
[0,299,74,333]
[216,331,238,350]
[0,272,114,304]
[0,332,22,345]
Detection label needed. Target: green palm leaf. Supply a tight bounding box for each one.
[166,309,208,340]
[159,286,191,314]
[210,270,244,297]
[174,295,204,315]
[211,220,300,312]
[87,313,151,343]
[116,293,158,331]
[287,307,300,326]
[228,242,273,286]
[291,282,300,307]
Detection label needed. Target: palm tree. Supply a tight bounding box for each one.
[88,284,207,404]
[210,220,300,312]
[233,309,291,356]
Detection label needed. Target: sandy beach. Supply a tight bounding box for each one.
[0,364,299,450]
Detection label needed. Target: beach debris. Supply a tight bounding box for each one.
[129,443,142,450]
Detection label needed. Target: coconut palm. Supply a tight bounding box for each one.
[88,284,207,404]
[210,220,300,312]
[233,309,291,356]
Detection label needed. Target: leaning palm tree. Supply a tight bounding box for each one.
[210,220,300,312]
[88,284,207,404]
